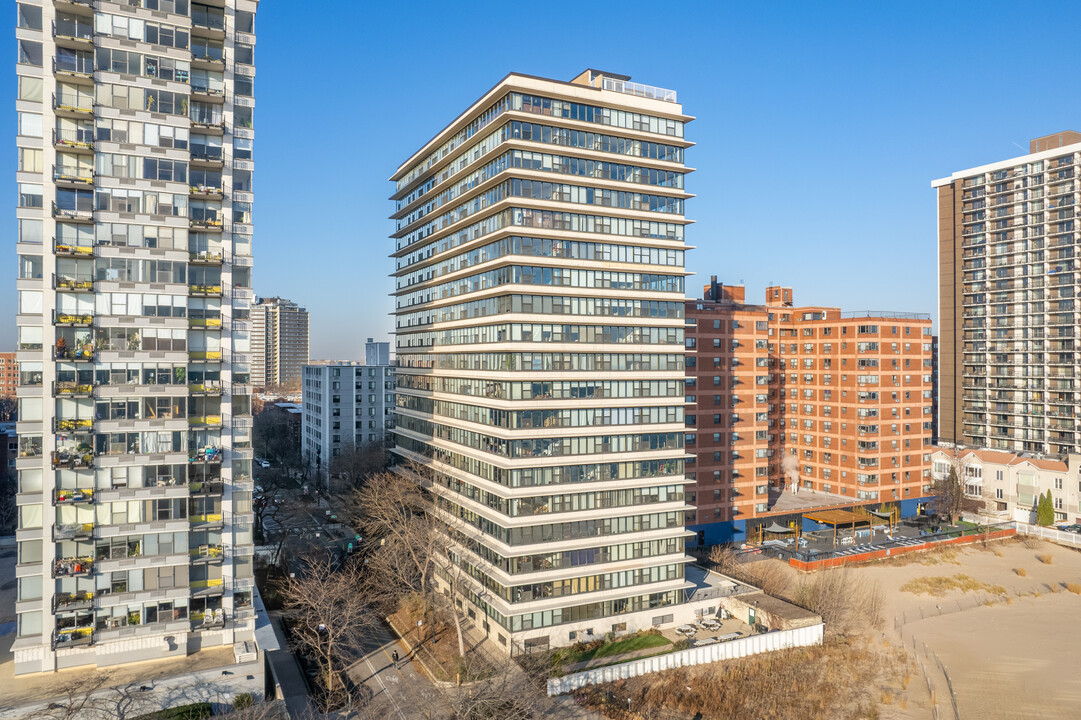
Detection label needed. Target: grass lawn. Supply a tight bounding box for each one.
[557,632,672,667]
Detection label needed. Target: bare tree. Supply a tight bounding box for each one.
[709,545,792,597]
[0,471,16,536]
[932,462,964,524]
[282,553,375,707]
[328,440,389,491]
[37,674,163,720]
[446,658,540,720]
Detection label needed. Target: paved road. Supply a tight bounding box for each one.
[348,622,445,720]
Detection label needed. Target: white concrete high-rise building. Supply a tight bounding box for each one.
[391,70,695,653]
[251,296,308,390]
[13,0,258,674]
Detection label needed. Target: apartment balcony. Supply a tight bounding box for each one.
[189,185,224,200]
[53,487,94,506]
[190,578,224,597]
[191,609,226,630]
[189,217,224,231]
[53,0,94,14]
[53,311,93,327]
[191,49,226,72]
[53,417,94,433]
[52,201,93,223]
[53,591,95,613]
[52,56,94,82]
[53,127,93,153]
[189,480,223,496]
[190,446,223,464]
[190,148,224,167]
[190,115,226,133]
[53,167,94,188]
[188,415,223,428]
[55,273,93,292]
[53,344,94,362]
[53,628,94,650]
[188,284,223,297]
[189,250,224,264]
[51,448,94,469]
[189,514,224,530]
[189,315,223,329]
[188,350,222,361]
[189,544,224,564]
[191,86,226,104]
[53,556,94,578]
[52,18,93,48]
[52,381,93,397]
[190,8,226,39]
[188,380,222,395]
[53,522,95,541]
[54,240,93,257]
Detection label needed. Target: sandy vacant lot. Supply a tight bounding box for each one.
[853,538,1081,720]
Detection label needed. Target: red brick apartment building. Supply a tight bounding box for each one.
[0,353,17,397]
[685,279,936,544]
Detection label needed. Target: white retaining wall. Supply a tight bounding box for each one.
[546,622,824,696]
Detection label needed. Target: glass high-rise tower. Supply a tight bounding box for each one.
[391,70,694,653]
[14,0,258,673]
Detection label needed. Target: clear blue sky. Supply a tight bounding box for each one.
[6,0,1081,358]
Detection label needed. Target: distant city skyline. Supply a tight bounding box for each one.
[7,0,1081,359]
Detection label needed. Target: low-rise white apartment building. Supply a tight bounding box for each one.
[932,445,1081,525]
[301,362,394,482]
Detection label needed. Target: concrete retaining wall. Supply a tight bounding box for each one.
[546,622,824,696]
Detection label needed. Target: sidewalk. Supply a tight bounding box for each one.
[454,621,600,720]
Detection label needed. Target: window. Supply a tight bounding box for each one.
[18,40,42,67]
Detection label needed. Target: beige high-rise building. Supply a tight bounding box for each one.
[391,70,696,653]
[251,296,308,390]
[13,0,258,674]
[935,131,1081,458]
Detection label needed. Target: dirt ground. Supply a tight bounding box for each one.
[852,537,1081,720]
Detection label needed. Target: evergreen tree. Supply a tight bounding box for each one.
[1037,490,1055,526]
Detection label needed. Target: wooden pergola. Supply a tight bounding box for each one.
[805,509,873,546]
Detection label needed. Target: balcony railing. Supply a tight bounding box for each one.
[54,591,95,612]
[188,284,223,296]
[54,240,93,256]
[190,446,223,463]
[53,167,94,185]
[601,76,677,103]
[53,127,94,149]
[190,544,224,561]
[54,488,94,505]
[53,628,94,649]
[189,316,223,328]
[52,201,93,221]
[55,274,94,292]
[54,557,94,578]
[51,449,94,468]
[53,312,93,327]
[189,481,223,495]
[54,345,94,361]
[53,55,94,77]
[53,522,95,541]
[191,609,226,628]
[53,18,93,42]
[188,415,223,427]
[188,380,223,393]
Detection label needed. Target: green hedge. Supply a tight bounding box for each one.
[132,703,213,720]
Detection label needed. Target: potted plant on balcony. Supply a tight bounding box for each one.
[55,336,67,358]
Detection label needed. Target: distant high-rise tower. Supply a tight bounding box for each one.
[365,337,389,366]
[391,70,694,652]
[935,131,1081,457]
[251,297,308,389]
[13,0,259,674]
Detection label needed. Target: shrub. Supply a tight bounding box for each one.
[233,693,254,710]
[1014,568,1027,577]
[1065,583,1081,595]
[132,704,212,720]
[1037,554,1053,565]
